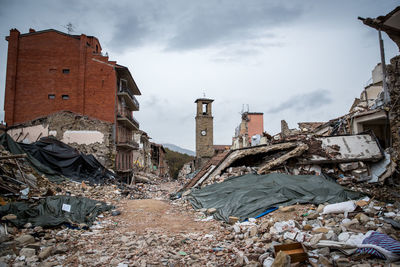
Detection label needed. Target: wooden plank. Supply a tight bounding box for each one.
[0,154,27,160]
[257,144,308,174]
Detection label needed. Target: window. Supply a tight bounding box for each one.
[202,103,208,115]
[62,69,70,74]
[96,45,99,53]
[48,94,55,100]
[62,95,69,100]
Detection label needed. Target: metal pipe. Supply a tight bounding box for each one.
[379,30,390,104]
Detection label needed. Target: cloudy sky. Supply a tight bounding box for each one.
[0,0,399,151]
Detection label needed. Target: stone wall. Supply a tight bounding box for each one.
[387,55,400,166]
[7,111,115,168]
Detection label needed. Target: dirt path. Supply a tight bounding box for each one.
[115,198,213,234]
[60,181,230,266]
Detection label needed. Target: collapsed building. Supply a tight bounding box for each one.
[1,7,400,267]
[180,5,400,208]
[3,28,167,181]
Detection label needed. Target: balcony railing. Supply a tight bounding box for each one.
[116,139,139,149]
[118,86,139,111]
[117,108,139,130]
[116,133,139,149]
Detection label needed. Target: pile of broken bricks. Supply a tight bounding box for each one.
[184,196,400,266]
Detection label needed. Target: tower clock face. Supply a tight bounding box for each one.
[201,130,207,136]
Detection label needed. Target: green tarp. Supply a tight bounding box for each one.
[188,173,363,222]
[0,196,113,228]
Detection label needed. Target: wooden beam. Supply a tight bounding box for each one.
[258,144,308,174]
[0,154,27,160]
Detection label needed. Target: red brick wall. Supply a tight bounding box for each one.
[4,30,116,126]
[247,113,264,139]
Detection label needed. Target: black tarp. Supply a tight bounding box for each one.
[0,133,115,184]
[0,195,113,228]
[188,173,363,222]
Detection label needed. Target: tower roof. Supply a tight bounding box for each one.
[195,98,214,103]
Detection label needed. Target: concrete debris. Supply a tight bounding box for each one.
[1,168,400,266]
[300,135,383,164]
[180,132,391,192]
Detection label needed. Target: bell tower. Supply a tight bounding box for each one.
[195,98,215,164]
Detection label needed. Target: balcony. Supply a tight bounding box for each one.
[118,87,139,111]
[117,108,139,130]
[116,139,139,150]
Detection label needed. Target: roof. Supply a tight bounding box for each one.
[245,112,263,115]
[213,145,230,151]
[195,98,214,103]
[6,28,99,43]
[115,64,141,95]
[150,142,166,153]
[359,6,400,48]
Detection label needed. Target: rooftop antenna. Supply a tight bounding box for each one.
[62,23,75,34]
[203,92,206,98]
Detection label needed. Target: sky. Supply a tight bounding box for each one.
[0,0,399,151]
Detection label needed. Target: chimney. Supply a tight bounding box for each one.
[29,28,35,33]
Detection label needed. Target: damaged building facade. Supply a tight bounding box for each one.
[3,28,141,176]
[232,111,269,149]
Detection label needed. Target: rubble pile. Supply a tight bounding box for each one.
[0,147,46,200]
[183,133,396,194]
[180,197,400,266]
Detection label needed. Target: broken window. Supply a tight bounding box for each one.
[62,95,69,100]
[48,94,55,100]
[62,69,70,74]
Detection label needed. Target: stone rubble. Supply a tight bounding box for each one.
[2,175,400,266]
[2,144,400,266]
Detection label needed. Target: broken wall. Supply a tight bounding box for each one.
[7,111,115,168]
[388,55,400,166]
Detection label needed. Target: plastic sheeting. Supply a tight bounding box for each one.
[0,133,115,184]
[0,133,64,183]
[0,195,113,228]
[188,173,363,222]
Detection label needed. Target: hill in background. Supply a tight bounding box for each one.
[164,148,194,179]
[163,143,195,156]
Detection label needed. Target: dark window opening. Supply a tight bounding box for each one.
[96,45,99,53]
[48,94,55,100]
[62,95,69,100]
[62,69,70,74]
[202,103,208,115]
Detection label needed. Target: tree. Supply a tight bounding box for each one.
[164,148,194,179]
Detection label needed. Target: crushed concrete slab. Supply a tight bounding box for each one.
[300,134,383,164]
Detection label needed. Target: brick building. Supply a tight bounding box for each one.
[3,28,141,176]
[232,111,264,148]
